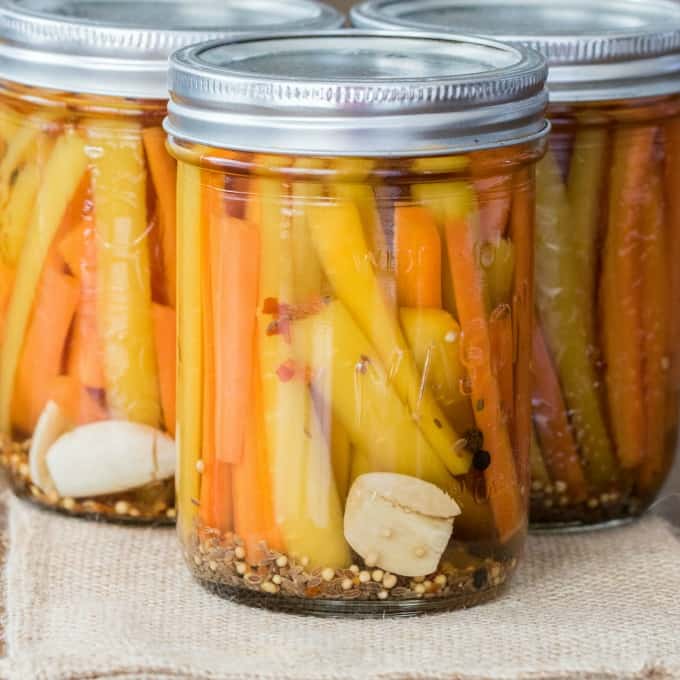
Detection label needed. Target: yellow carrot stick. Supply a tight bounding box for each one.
[176,161,203,536]
[0,163,40,267]
[535,151,616,485]
[446,204,524,542]
[567,127,608,343]
[143,126,177,308]
[296,300,491,538]
[306,202,472,477]
[600,126,655,470]
[0,114,57,209]
[86,119,161,427]
[0,130,87,432]
[638,170,670,495]
[256,173,349,568]
[399,306,474,433]
[291,158,324,304]
[0,103,19,148]
[330,421,352,503]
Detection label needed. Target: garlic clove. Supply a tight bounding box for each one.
[344,472,460,578]
[45,420,175,498]
[28,400,72,494]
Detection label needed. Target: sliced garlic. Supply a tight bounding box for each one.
[45,420,175,498]
[28,400,72,494]
[344,472,461,578]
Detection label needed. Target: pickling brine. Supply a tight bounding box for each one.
[0,0,343,522]
[530,97,680,525]
[352,0,680,529]
[168,31,549,614]
[0,86,178,521]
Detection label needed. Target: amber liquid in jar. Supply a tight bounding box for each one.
[174,140,543,615]
[0,82,177,522]
[530,94,680,527]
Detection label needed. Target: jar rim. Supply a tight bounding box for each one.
[165,30,550,157]
[0,0,344,99]
[350,0,680,102]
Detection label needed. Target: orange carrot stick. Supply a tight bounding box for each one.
[233,347,284,563]
[211,213,260,465]
[152,303,176,437]
[489,308,515,442]
[474,174,512,242]
[12,267,79,434]
[394,205,442,309]
[600,126,655,470]
[66,217,105,389]
[143,127,177,308]
[509,167,534,493]
[531,322,588,502]
[638,170,670,495]
[664,118,680,386]
[447,212,524,542]
[47,374,107,425]
[198,174,232,533]
[57,226,85,278]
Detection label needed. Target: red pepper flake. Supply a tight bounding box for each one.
[276,360,297,382]
[266,320,280,336]
[434,418,443,429]
[262,297,279,315]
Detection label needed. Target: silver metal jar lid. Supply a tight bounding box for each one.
[0,0,344,99]
[351,0,680,103]
[165,31,549,157]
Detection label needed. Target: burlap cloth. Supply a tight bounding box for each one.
[0,483,678,680]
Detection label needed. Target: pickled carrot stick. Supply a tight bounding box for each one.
[199,174,231,533]
[306,202,472,477]
[143,127,177,308]
[474,174,512,242]
[291,157,324,304]
[484,238,515,312]
[176,162,203,536]
[66,217,106,389]
[57,224,85,277]
[0,163,40,267]
[11,267,80,434]
[394,205,442,309]
[0,131,87,432]
[86,119,161,427]
[211,215,260,465]
[489,308,515,442]
[531,322,588,502]
[567,127,608,343]
[0,260,13,336]
[535,152,616,486]
[530,425,551,488]
[664,118,680,386]
[233,349,284,563]
[47,374,106,426]
[638,170,670,495]
[509,168,534,493]
[446,212,524,542]
[152,303,176,437]
[600,126,655,470]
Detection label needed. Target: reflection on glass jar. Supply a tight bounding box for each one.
[168,31,549,615]
[0,0,343,522]
[352,0,680,529]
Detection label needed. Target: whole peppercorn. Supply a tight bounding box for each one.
[473,449,492,471]
[464,428,484,453]
[473,568,488,590]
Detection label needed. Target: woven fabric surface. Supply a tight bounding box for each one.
[3,494,680,680]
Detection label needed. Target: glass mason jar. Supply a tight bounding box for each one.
[353,0,680,529]
[0,0,343,523]
[167,31,549,615]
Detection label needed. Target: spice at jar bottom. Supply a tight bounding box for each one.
[168,30,549,615]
